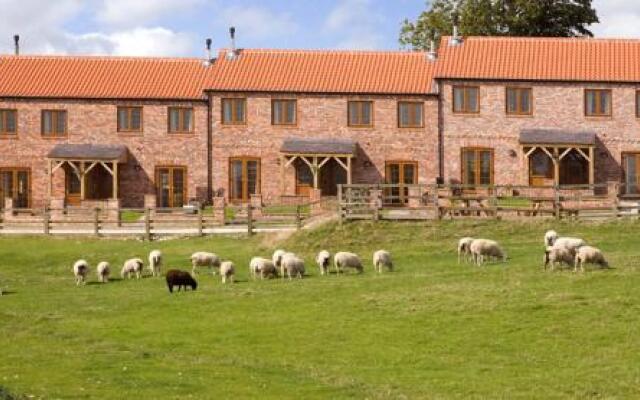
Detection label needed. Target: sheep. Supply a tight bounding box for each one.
[190,252,221,275]
[553,237,587,253]
[121,258,144,279]
[544,230,559,247]
[457,237,475,264]
[249,257,277,279]
[373,250,393,273]
[272,249,287,271]
[278,252,297,278]
[96,261,110,283]
[73,259,89,285]
[315,250,331,275]
[334,252,364,275]
[469,239,507,266]
[281,253,305,280]
[220,261,235,284]
[148,250,162,277]
[543,246,575,271]
[574,246,609,272]
[165,269,197,293]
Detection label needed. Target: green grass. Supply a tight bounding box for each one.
[1,220,640,399]
[119,210,144,223]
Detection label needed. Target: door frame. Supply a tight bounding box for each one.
[155,166,188,208]
[385,160,418,205]
[0,167,31,209]
[228,157,261,203]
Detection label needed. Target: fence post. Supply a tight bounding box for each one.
[93,208,100,236]
[43,206,50,235]
[144,208,151,241]
[554,185,561,220]
[197,207,203,236]
[296,205,302,230]
[338,184,344,225]
[247,204,254,236]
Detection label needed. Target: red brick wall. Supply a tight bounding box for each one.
[0,99,209,208]
[210,92,439,202]
[440,80,640,186]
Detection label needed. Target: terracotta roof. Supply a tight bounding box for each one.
[0,56,210,100]
[207,49,437,94]
[47,144,128,162]
[280,137,357,155]
[435,36,640,83]
[519,129,596,145]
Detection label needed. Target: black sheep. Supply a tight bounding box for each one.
[165,269,198,293]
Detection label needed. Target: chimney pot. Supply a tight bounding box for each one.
[13,34,19,56]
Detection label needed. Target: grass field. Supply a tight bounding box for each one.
[1,220,640,399]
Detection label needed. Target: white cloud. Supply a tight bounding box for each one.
[63,28,195,56]
[97,0,203,27]
[324,0,385,49]
[592,0,640,37]
[218,5,298,44]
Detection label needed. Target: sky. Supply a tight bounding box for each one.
[0,0,638,57]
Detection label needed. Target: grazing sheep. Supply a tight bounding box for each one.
[148,250,162,277]
[165,269,198,293]
[543,246,575,271]
[190,252,221,275]
[315,250,331,275]
[121,258,144,279]
[457,237,475,264]
[553,237,587,253]
[278,252,297,277]
[544,230,559,247]
[469,239,507,266]
[574,246,609,272]
[272,249,287,270]
[281,253,305,280]
[250,257,277,279]
[334,252,364,275]
[96,261,110,283]
[73,260,89,285]
[220,261,235,284]
[373,250,393,273]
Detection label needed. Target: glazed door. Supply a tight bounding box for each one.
[295,162,313,197]
[385,162,417,205]
[65,171,81,206]
[156,167,186,208]
[229,158,260,203]
[624,154,640,194]
[529,149,554,187]
[1,169,30,209]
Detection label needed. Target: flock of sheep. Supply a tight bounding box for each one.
[456,230,609,272]
[70,248,394,293]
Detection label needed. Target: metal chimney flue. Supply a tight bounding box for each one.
[427,40,437,61]
[202,38,213,67]
[13,34,19,56]
[227,27,237,60]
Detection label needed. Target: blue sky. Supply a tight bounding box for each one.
[0,0,637,56]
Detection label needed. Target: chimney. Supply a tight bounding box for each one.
[449,6,463,46]
[202,38,213,66]
[13,34,19,56]
[427,40,437,61]
[226,26,237,60]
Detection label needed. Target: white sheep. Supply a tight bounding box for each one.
[96,261,110,283]
[315,250,331,275]
[148,250,162,277]
[553,237,587,253]
[469,239,507,266]
[543,246,574,271]
[272,249,287,270]
[574,246,609,272]
[190,252,221,275]
[278,252,297,278]
[249,257,277,279]
[334,252,364,275]
[73,259,89,285]
[457,237,474,264]
[220,261,235,284]
[281,253,305,280]
[544,230,559,247]
[121,258,144,279]
[373,250,393,273]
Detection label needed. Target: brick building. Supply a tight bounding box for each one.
[2,35,640,209]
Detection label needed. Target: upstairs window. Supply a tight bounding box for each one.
[42,110,67,137]
[272,99,297,125]
[168,107,194,133]
[398,102,424,128]
[222,98,246,125]
[506,87,532,115]
[453,86,479,114]
[0,109,17,135]
[585,89,611,117]
[636,91,640,118]
[117,106,142,133]
[348,101,373,127]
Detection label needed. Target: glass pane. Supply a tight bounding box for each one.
[480,151,492,185]
[223,101,233,123]
[1,172,13,198]
[348,102,358,125]
[230,161,243,200]
[55,112,66,135]
[403,164,416,184]
[273,101,282,124]
[16,171,28,208]
[286,101,296,124]
[43,112,52,135]
[361,102,371,125]
[297,164,313,185]
[158,170,170,207]
[506,89,517,113]
[387,164,400,184]
[169,109,180,132]
[453,88,464,112]
[172,169,184,207]
[637,93,640,116]
[531,150,553,178]
[6,111,16,133]
[399,104,409,126]
[118,109,128,130]
[586,91,596,115]
[467,88,478,112]
[600,92,610,115]
[234,100,245,123]
[413,104,422,125]
[181,109,192,131]
[625,156,637,194]
[464,151,476,185]
[131,109,142,130]
[520,89,531,113]
[247,161,258,195]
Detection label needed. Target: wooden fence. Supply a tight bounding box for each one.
[338,183,640,222]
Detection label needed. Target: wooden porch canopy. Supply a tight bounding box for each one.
[519,129,596,185]
[46,144,128,200]
[280,138,357,190]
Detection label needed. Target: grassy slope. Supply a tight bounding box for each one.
[0,220,640,399]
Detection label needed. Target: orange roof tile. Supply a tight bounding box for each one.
[435,36,640,83]
[206,49,438,94]
[0,56,211,100]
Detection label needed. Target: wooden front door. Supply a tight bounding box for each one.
[0,168,30,209]
[385,162,417,205]
[295,161,313,197]
[229,158,260,203]
[529,149,554,187]
[156,167,186,208]
[623,153,640,195]
[65,170,81,206]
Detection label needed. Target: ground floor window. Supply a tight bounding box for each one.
[0,168,30,208]
[461,148,493,187]
[623,153,640,194]
[229,157,260,202]
[156,166,186,208]
[385,161,418,205]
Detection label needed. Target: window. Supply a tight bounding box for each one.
[41,110,67,137]
[348,101,373,127]
[506,87,532,115]
[398,102,424,128]
[636,91,640,118]
[222,98,246,125]
[623,153,640,195]
[168,107,194,133]
[229,157,260,202]
[0,168,30,208]
[117,107,142,132]
[385,161,418,205]
[272,99,297,125]
[0,109,17,135]
[585,89,611,117]
[156,166,186,208]
[461,148,493,187]
[453,86,479,113]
